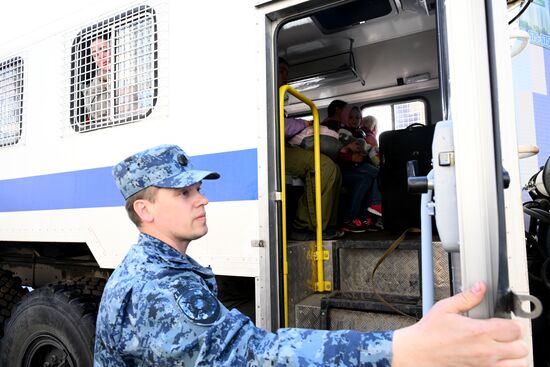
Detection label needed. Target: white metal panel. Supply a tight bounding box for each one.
[187,201,260,277]
[0,0,267,281]
[0,207,136,268]
[445,0,498,318]
[167,1,259,155]
[489,0,533,359]
[0,201,260,277]
[0,0,262,178]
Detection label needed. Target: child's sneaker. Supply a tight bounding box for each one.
[341,218,367,233]
[362,217,379,232]
[367,204,382,217]
[372,217,384,231]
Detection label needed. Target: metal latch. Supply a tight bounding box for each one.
[498,290,543,319]
[438,151,454,166]
[315,281,332,292]
[510,292,542,319]
[271,191,282,201]
[251,240,264,248]
[313,250,330,261]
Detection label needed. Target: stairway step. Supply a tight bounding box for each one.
[333,236,450,300]
[326,307,418,331]
[295,293,325,329]
[320,291,421,331]
[295,291,421,331]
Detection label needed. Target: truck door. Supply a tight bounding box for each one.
[437,0,538,321]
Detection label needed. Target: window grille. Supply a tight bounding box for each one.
[362,99,426,137]
[69,5,158,132]
[0,57,24,147]
[393,100,426,130]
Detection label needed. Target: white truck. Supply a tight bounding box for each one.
[0,0,546,366]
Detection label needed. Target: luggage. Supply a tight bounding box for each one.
[379,123,436,233]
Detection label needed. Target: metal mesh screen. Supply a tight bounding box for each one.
[294,294,325,329]
[0,57,24,147]
[339,247,420,296]
[68,5,157,132]
[393,100,426,129]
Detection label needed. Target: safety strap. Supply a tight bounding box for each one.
[371,227,421,320]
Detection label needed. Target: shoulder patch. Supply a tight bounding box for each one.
[175,288,221,326]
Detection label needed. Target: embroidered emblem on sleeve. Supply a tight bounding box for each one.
[175,288,220,326]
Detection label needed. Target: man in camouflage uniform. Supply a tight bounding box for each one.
[94,144,528,366]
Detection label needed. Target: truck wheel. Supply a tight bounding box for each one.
[64,276,106,297]
[0,284,98,367]
[0,270,28,338]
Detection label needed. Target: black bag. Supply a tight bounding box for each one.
[379,123,436,233]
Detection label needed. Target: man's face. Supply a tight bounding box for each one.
[147,183,209,243]
[279,62,289,87]
[91,38,111,72]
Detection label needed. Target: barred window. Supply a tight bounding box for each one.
[70,6,158,132]
[362,99,427,137]
[0,57,24,147]
[393,100,426,130]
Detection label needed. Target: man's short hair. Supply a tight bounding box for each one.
[125,186,159,227]
[327,100,347,118]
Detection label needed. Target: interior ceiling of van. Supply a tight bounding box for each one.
[280,0,435,62]
[278,0,437,107]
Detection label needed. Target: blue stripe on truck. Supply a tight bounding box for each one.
[0,149,258,212]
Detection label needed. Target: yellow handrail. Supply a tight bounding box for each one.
[279,85,329,328]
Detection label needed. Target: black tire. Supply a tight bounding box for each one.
[0,270,28,338]
[56,276,107,298]
[0,283,99,367]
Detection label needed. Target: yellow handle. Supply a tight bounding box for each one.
[279,85,327,328]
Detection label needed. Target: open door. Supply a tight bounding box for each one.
[435,0,540,319]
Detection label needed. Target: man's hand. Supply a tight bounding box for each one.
[392,282,528,366]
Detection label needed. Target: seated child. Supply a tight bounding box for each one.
[337,105,383,233]
[339,106,379,166]
[361,115,380,167]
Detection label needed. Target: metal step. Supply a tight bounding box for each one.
[295,291,420,331]
[295,293,325,330]
[288,233,451,328]
[333,235,450,300]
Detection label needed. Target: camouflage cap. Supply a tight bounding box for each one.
[112,144,220,200]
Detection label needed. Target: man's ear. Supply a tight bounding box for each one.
[134,199,154,224]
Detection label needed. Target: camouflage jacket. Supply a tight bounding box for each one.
[94,233,394,366]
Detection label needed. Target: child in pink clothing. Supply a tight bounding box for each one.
[337,105,383,232]
[360,115,380,167]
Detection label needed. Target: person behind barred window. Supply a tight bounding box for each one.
[82,35,112,124]
[94,143,528,366]
[81,35,137,125]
